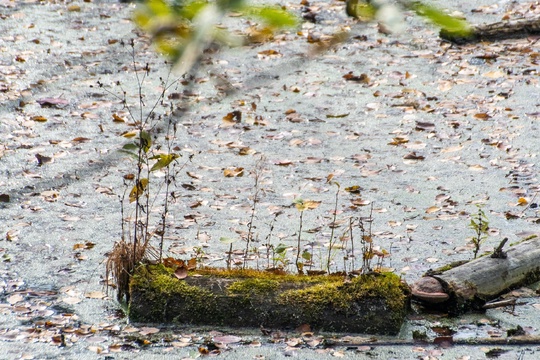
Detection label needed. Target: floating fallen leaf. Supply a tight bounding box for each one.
[7,294,24,304]
[474,113,491,120]
[351,198,371,206]
[72,137,91,143]
[85,291,106,299]
[62,297,82,305]
[238,147,256,155]
[425,206,440,214]
[441,145,463,153]
[35,153,53,166]
[505,212,520,220]
[388,137,408,146]
[415,121,435,131]
[186,171,202,179]
[343,72,370,83]
[214,335,242,344]
[87,346,103,354]
[482,70,505,78]
[139,327,160,336]
[112,113,125,122]
[61,215,81,222]
[326,113,349,118]
[224,167,244,177]
[344,186,362,194]
[41,190,59,202]
[73,242,95,250]
[517,197,528,206]
[31,115,47,122]
[403,152,425,161]
[468,164,486,171]
[294,199,321,211]
[223,111,242,124]
[257,49,282,58]
[37,97,69,108]
[438,80,453,92]
[121,131,138,138]
[274,160,294,166]
[6,229,19,241]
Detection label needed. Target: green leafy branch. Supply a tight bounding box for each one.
[346,0,471,38]
[469,205,489,259]
[133,0,298,71]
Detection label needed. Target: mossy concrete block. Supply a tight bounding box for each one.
[129,266,410,335]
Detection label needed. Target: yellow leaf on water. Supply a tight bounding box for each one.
[129,178,148,203]
[425,206,440,214]
[31,115,47,122]
[482,70,505,78]
[112,113,125,122]
[294,199,321,211]
[224,167,244,177]
[122,131,137,138]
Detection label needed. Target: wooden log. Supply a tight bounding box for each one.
[128,266,410,335]
[440,17,540,43]
[412,238,540,314]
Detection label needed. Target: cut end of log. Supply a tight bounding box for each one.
[411,276,449,304]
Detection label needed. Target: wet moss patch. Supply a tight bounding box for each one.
[129,265,410,335]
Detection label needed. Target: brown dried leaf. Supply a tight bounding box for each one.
[85,291,106,299]
[403,152,425,161]
[351,198,371,206]
[343,72,370,84]
[388,137,408,146]
[112,113,125,122]
[223,111,242,124]
[474,113,491,120]
[31,115,47,122]
[37,97,69,108]
[224,167,244,177]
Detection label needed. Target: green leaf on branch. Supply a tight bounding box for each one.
[140,131,152,153]
[133,0,298,66]
[150,153,180,171]
[301,250,312,261]
[243,6,298,28]
[409,1,471,37]
[346,0,376,20]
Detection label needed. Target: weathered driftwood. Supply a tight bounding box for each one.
[129,266,410,335]
[441,17,540,43]
[412,238,540,314]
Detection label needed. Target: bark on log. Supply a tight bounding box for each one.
[441,17,540,43]
[412,238,540,314]
[128,266,410,335]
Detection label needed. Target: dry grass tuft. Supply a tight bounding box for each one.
[106,238,153,302]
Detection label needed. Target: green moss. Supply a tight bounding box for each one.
[195,267,343,284]
[427,260,470,275]
[129,265,409,333]
[227,278,280,296]
[278,272,408,318]
[129,264,217,323]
